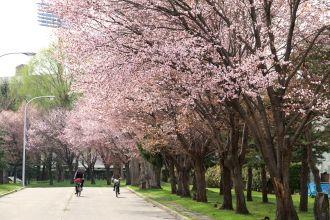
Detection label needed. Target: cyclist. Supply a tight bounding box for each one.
[113,177,120,195]
[73,168,85,194]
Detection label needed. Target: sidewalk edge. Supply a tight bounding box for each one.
[127,187,190,220]
[0,187,25,198]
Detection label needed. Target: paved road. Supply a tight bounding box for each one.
[0,187,177,220]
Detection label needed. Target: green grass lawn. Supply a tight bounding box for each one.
[28,179,126,188]
[0,183,22,196]
[129,184,314,220]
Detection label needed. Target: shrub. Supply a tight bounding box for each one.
[205,165,220,188]
[289,163,301,193]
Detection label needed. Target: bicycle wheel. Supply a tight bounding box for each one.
[76,184,82,197]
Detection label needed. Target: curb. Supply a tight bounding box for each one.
[127,187,190,220]
[0,187,25,198]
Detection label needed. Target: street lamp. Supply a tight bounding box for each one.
[0,52,36,59]
[22,96,55,187]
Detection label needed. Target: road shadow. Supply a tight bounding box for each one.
[75,195,87,198]
[115,195,126,198]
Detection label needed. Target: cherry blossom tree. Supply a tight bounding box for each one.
[46,0,329,218]
[64,96,137,183]
[29,108,77,184]
[0,109,24,183]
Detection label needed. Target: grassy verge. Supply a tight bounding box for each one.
[0,183,22,196]
[28,179,126,187]
[129,184,314,220]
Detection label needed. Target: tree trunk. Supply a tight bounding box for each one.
[261,165,268,203]
[177,171,183,196]
[314,193,329,220]
[306,129,327,220]
[194,159,207,202]
[105,165,111,185]
[309,155,321,192]
[153,165,161,189]
[36,154,41,181]
[192,172,197,201]
[139,161,147,189]
[36,163,41,181]
[47,151,54,185]
[273,177,299,220]
[140,182,146,189]
[247,166,253,201]
[168,162,177,194]
[161,167,169,182]
[181,169,190,197]
[86,167,91,181]
[48,165,53,185]
[1,169,8,184]
[90,166,95,184]
[232,94,301,219]
[13,166,17,183]
[232,164,249,214]
[113,163,121,179]
[226,113,249,214]
[47,153,53,185]
[299,146,309,212]
[219,168,224,195]
[220,160,233,210]
[68,164,74,184]
[308,146,327,219]
[56,169,61,183]
[192,173,197,192]
[56,163,64,182]
[125,162,131,185]
[41,162,47,181]
[177,168,190,198]
[74,159,79,173]
[0,169,3,184]
[129,159,140,186]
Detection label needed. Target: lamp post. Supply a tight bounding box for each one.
[22,96,55,187]
[0,52,36,59]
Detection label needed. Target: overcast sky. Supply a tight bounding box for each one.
[0,0,52,77]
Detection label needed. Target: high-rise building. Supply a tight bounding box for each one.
[37,2,62,28]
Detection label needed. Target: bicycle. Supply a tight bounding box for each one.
[74,178,83,197]
[114,182,120,197]
[75,182,82,197]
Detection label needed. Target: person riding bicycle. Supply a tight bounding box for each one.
[73,168,85,194]
[112,176,120,194]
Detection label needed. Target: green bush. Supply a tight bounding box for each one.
[205,165,220,188]
[251,168,262,191]
[242,167,262,192]
[289,163,301,193]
